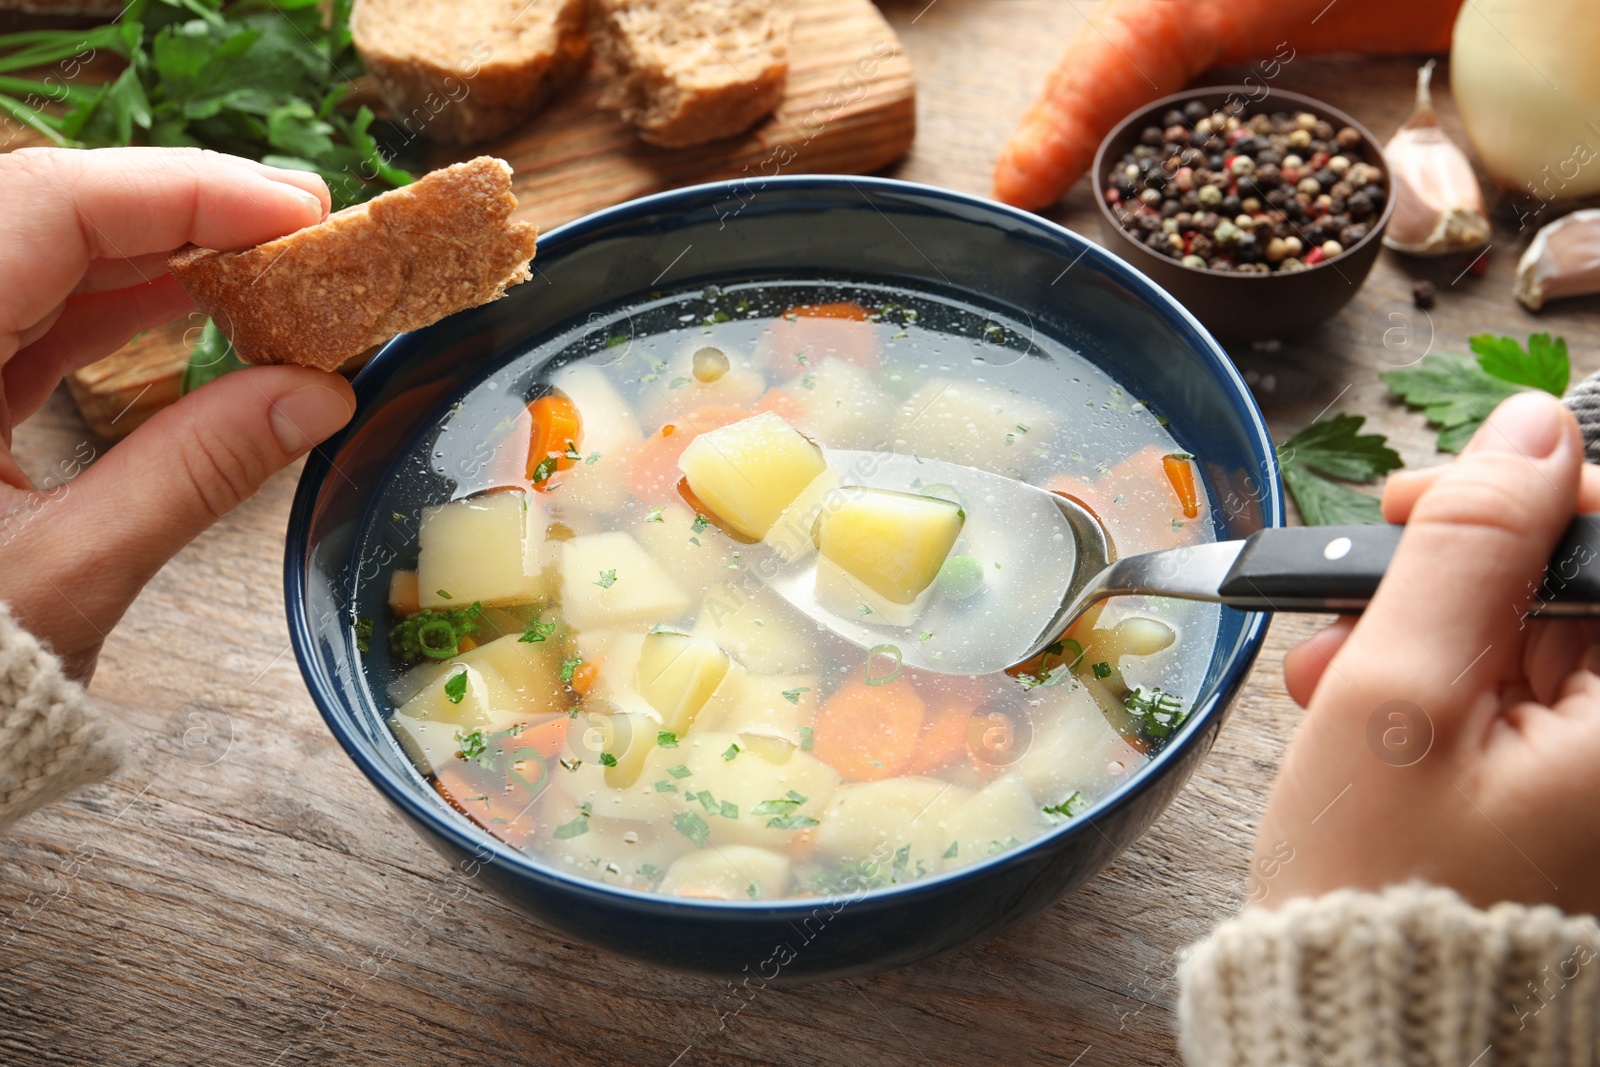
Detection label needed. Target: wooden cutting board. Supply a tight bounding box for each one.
[61,0,916,440]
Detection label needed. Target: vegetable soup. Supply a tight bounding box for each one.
[355,281,1219,901]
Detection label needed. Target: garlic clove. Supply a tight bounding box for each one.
[1381,61,1492,257]
[1515,208,1600,311]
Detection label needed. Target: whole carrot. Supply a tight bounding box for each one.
[994,0,1463,210]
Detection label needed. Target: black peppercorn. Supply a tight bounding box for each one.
[1346,190,1373,216]
[1207,153,1225,170]
[1161,109,1185,128]
[1183,100,1208,122]
[1412,279,1437,309]
[1339,223,1369,246]
[1221,194,1242,216]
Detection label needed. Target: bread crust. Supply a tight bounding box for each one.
[588,0,790,148]
[351,0,590,144]
[167,157,539,373]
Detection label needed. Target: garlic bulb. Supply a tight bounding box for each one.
[1515,209,1600,310]
[1453,0,1600,199]
[1381,61,1491,257]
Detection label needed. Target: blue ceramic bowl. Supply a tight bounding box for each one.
[285,176,1283,981]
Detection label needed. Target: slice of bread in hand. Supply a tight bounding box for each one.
[588,0,790,149]
[168,157,539,372]
[351,0,589,144]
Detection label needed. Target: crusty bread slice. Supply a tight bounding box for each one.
[168,157,539,372]
[588,0,790,148]
[350,0,589,145]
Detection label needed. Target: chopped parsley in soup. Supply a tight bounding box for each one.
[355,282,1219,901]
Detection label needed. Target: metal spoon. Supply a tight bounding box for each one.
[756,450,1600,676]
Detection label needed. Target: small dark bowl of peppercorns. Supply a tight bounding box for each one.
[1092,86,1393,344]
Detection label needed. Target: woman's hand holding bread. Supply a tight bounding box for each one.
[0,146,356,681]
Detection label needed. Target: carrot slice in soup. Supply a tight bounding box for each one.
[525,394,583,488]
[766,301,880,374]
[813,677,925,781]
[1162,453,1200,519]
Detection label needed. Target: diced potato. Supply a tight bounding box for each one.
[677,412,827,540]
[395,662,506,730]
[388,570,420,616]
[658,844,793,900]
[558,532,691,630]
[694,586,815,674]
[893,379,1058,475]
[553,736,681,822]
[394,633,567,731]
[552,454,631,516]
[815,487,965,604]
[536,791,692,889]
[786,358,893,449]
[941,772,1047,870]
[814,777,971,876]
[547,363,643,455]
[634,502,738,601]
[418,490,553,609]
[636,631,731,735]
[695,669,817,749]
[387,658,451,708]
[387,713,463,777]
[677,730,840,848]
[1013,683,1146,800]
[1095,616,1177,661]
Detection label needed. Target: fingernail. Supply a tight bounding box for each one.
[296,189,325,221]
[271,384,353,455]
[1471,391,1567,458]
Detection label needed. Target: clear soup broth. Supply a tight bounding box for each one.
[355,281,1218,901]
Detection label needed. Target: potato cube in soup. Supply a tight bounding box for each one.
[693,586,815,674]
[418,490,551,609]
[658,845,792,900]
[387,713,463,777]
[785,358,893,450]
[814,777,970,875]
[395,634,566,731]
[636,631,731,736]
[941,772,1046,870]
[677,731,839,848]
[677,412,826,540]
[547,364,643,455]
[814,488,964,604]
[892,379,1057,475]
[695,670,817,749]
[558,532,691,630]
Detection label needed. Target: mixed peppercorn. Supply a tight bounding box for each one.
[1105,99,1387,274]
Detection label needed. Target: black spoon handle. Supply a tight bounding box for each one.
[1214,516,1600,615]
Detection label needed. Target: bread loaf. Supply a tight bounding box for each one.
[350,0,589,144]
[587,0,789,148]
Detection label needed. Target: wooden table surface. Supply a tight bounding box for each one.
[6,3,1599,1065]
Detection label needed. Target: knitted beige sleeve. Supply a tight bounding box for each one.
[0,603,122,828]
[1178,885,1600,1067]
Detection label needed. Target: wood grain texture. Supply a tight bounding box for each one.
[58,0,915,440]
[8,2,1600,1065]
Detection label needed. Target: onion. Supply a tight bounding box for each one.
[1452,0,1600,199]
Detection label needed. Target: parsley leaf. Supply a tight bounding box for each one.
[722,743,741,761]
[691,514,710,534]
[657,730,679,748]
[765,814,820,830]
[1276,414,1401,526]
[455,728,492,768]
[560,657,582,683]
[672,810,710,846]
[594,569,618,589]
[598,752,617,767]
[442,670,468,705]
[1042,791,1089,818]
[667,764,692,778]
[553,814,590,839]
[646,507,666,523]
[781,686,809,705]
[519,621,557,643]
[1469,332,1570,396]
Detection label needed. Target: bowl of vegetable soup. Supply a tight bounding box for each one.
[285,176,1283,980]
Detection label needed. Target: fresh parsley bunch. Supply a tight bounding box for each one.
[0,0,416,390]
